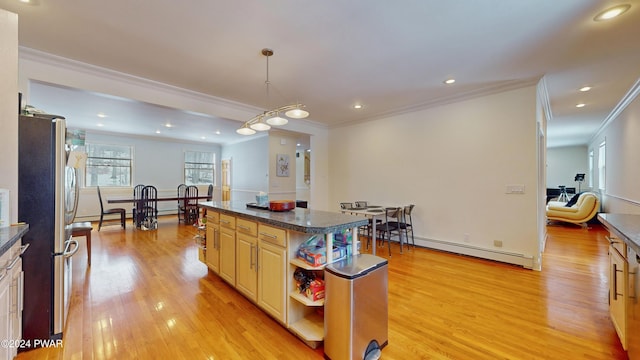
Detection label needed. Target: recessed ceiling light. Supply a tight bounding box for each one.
[579,86,592,92]
[201,136,206,140]
[353,104,363,109]
[444,79,456,85]
[594,4,631,21]
[165,123,173,128]
[576,103,586,108]
[97,113,107,118]
[155,130,161,134]
[97,123,104,127]
[297,143,301,147]
[215,130,221,135]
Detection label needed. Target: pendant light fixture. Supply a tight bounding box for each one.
[237,48,309,135]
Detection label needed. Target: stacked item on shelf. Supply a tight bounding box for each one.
[297,235,347,267]
[293,268,325,301]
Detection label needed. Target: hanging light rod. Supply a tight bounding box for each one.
[237,48,309,135]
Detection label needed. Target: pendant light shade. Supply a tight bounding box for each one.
[266,114,288,126]
[236,124,256,135]
[250,120,271,131]
[236,48,309,135]
[285,107,309,119]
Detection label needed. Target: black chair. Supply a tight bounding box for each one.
[388,204,415,249]
[132,184,145,227]
[140,185,158,230]
[183,185,199,225]
[376,207,403,256]
[97,186,126,231]
[177,184,187,222]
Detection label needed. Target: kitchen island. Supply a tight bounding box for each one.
[197,201,368,348]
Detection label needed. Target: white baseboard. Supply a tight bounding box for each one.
[414,237,535,269]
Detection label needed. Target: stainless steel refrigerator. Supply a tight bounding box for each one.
[18,114,80,347]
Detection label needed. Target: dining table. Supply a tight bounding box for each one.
[340,206,387,256]
[108,195,211,227]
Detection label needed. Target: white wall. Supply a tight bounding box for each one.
[546,145,589,192]
[221,135,269,204]
[328,85,541,267]
[74,131,220,220]
[269,130,297,201]
[588,80,640,214]
[0,9,18,224]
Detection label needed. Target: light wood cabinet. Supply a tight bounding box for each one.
[205,212,220,274]
[257,224,288,325]
[609,237,628,349]
[236,218,258,302]
[219,226,236,285]
[0,251,11,360]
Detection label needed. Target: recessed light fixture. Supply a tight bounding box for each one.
[215,130,221,135]
[201,136,206,140]
[444,79,456,85]
[97,113,107,118]
[579,86,592,92]
[576,103,586,108]
[155,130,161,134]
[165,123,173,128]
[594,4,631,21]
[353,104,363,109]
[97,123,104,127]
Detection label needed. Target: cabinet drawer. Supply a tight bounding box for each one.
[220,214,236,229]
[258,225,287,247]
[206,211,219,224]
[237,218,258,236]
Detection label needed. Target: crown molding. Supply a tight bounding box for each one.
[589,76,640,145]
[331,77,541,129]
[19,46,261,115]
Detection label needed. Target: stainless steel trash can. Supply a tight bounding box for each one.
[324,254,388,360]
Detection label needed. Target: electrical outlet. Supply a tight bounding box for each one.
[493,240,503,247]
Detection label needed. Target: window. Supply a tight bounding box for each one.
[184,151,215,185]
[85,144,132,187]
[598,141,606,191]
[588,150,594,188]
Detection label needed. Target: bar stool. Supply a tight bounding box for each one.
[70,222,93,265]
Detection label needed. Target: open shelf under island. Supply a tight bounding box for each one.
[197,201,368,348]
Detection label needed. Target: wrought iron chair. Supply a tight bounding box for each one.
[177,183,187,223]
[140,185,158,230]
[183,185,199,225]
[132,184,145,227]
[376,207,403,256]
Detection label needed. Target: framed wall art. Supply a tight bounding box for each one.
[276,154,290,177]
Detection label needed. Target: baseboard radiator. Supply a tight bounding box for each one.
[413,237,535,269]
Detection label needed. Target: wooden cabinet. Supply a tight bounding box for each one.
[205,212,220,274]
[8,242,25,359]
[219,226,236,286]
[0,249,11,360]
[236,218,258,302]
[258,224,287,325]
[608,235,629,350]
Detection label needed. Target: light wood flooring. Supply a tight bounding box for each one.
[16,216,626,359]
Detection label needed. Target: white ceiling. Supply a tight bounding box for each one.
[3,0,640,148]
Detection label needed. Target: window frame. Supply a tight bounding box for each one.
[598,141,606,191]
[184,150,215,186]
[84,143,133,188]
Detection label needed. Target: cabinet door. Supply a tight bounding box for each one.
[0,270,11,360]
[609,245,628,349]
[236,233,258,302]
[219,227,236,285]
[205,223,220,274]
[258,240,287,324]
[9,256,23,359]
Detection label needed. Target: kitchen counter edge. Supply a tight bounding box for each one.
[597,213,640,253]
[0,224,29,256]
[199,201,368,234]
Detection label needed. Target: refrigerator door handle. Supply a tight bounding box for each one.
[63,239,80,258]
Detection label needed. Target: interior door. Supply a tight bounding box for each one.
[222,159,231,202]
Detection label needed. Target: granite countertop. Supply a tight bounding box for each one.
[0,224,29,256]
[598,213,640,253]
[199,201,368,234]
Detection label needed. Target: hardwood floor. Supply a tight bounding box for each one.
[16,217,626,359]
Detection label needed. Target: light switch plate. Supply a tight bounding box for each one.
[506,184,525,194]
